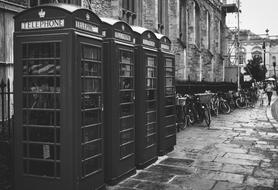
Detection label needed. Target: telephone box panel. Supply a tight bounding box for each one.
[155,33,176,156]
[132,26,159,169]
[101,18,136,185]
[14,4,104,190]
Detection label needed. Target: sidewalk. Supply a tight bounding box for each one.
[109,94,278,190]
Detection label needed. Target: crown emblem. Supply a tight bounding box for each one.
[38,9,45,18]
[86,13,90,21]
[147,33,151,38]
[122,24,125,31]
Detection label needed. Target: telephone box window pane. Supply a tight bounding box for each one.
[165,87,174,96]
[146,112,156,124]
[120,142,134,158]
[165,59,173,67]
[24,93,56,109]
[120,91,133,103]
[82,62,101,76]
[121,51,133,64]
[23,44,28,58]
[120,117,134,131]
[165,67,174,77]
[120,129,134,145]
[147,57,155,67]
[166,125,176,136]
[146,90,156,100]
[165,97,175,106]
[165,115,176,126]
[120,78,133,89]
[146,101,156,111]
[146,134,156,146]
[120,104,133,117]
[28,43,55,58]
[120,65,133,77]
[165,106,175,116]
[82,46,100,60]
[147,67,155,77]
[24,60,56,75]
[82,157,102,176]
[82,110,101,125]
[82,125,101,143]
[146,79,156,88]
[28,127,55,142]
[165,77,174,87]
[23,110,55,126]
[83,78,101,92]
[28,144,54,160]
[82,141,101,159]
[146,123,156,135]
[29,160,54,177]
[24,77,58,92]
[82,94,101,109]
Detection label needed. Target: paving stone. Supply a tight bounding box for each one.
[118,179,142,188]
[255,144,276,150]
[159,157,194,168]
[215,157,260,166]
[197,169,244,184]
[193,160,223,171]
[136,181,183,190]
[146,164,193,176]
[216,147,248,154]
[260,161,272,168]
[224,153,267,162]
[212,181,246,190]
[254,168,278,178]
[132,171,174,183]
[170,175,216,190]
[221,163,254,175]
[246,176,275,188]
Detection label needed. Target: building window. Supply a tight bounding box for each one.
[218,20,222,53]
[194,1,200,47]
[179,0,187,44]
[206,11,211,49]
[158,0,168,34]
[29,0,55,7]
[121,0,136,25]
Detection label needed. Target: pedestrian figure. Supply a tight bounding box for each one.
[258,87,265,106]
[265,82,274,106]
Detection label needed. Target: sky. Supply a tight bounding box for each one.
[226,0,278,37]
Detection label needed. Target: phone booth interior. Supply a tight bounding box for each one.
[155,33,176,156]
[14,4,104,190]
[101,18,136,185]
[132,26,159,169]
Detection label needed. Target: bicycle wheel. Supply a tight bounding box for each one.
[235,98,247,108]
[204,107,211,127]
[219,101,231,114]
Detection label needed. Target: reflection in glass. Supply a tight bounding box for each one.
[146,101,156,111]
[26,127,55,142]
[120,64,133,77]
[82,141,101,159]
[82,62,100,76]
[165,77,174,87]
[146,123,155,135]
[165,87,174,96]
[23,77,60,92]
[146,79,156,88]
[147,57,155,67]
[120,104,133,117]
[83,78,101,92]
[81,94,101,109]
[82,125,101,143]
[147,68,155,78]
[146,134,155,146]
[165,58,173,67]
[82,45,100,60]
[120,129,134,145]
[120,91,133,103]
[165,97,175,106]
[23,110,56,126]
[82,110,101,125]
[165,67,173,77]
[23,60,56,75]
[146,112,156,124]
[82,157,101,176]
[24,93,57,109]
[120,78,133,89]
[28,160,55,177]
[27,43,59,58]
[28,143,54,159]
[121,51,132,64]
[120,117,134,131]
[146,90,156,100]
[120,142,133,159]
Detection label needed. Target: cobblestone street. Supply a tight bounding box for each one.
[109,97,278,190]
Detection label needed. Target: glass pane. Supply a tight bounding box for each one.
[120,91,134,103]
[83,78,101,92]
[120,129,134,145]
[82,62,101,76]
[146,101,156,111]
[147,57,155,67]
[165,115,176,126]
[165,67,174,77]
[166,125,176,136]
[146,134,156,146]
[165,58,173,67]
[121,51,133,64]
[146,123,156,135]
[165,77,174,87]
[81,94,101,109]
[82,157,102,176]
[23,60,56,75]
[27,127,55,142]
[146,111,156,124]
[23,93,56,109]
[28,160,55,177]
[27,43,58,58]
[120,116,134,131]
[146,79,156,88]
[82,141,101,159]
[120,78,133,89]
[28,143,54,160]
[120,104,133,117]
[82,125,101,143]
[23,110,56,126]
[120,64,133,77]
[120,142,134,159]
[82,45,100,60]
[146,67,155,78]
[82,110,101,125]
[23,77,59,92]
[165,87,174,96]
[165,97,175,106]
[165,106,175,116]
[146,90,156,100]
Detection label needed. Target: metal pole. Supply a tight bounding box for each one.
[237,0,241,91]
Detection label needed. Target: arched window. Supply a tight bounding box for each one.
[158,0,168,34]
[179,0,187,43]
[206,11,211,49]
[194,1,200,47]
[121,0,137,25]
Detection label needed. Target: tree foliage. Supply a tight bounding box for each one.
[244,55,267,81]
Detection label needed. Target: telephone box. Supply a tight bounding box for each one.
[132,26,159,169]
[101,18,136,185]
[14,4,105,190]
[155,33,176,156]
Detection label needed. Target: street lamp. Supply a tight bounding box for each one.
[273,56,277,91]
[262,29,269,78]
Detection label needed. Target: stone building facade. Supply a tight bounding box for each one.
[0,0,232,83]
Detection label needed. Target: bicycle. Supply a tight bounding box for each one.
[193,94,211,128]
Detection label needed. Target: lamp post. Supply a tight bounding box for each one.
[263,29,269,78]
[273,56,277,91]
